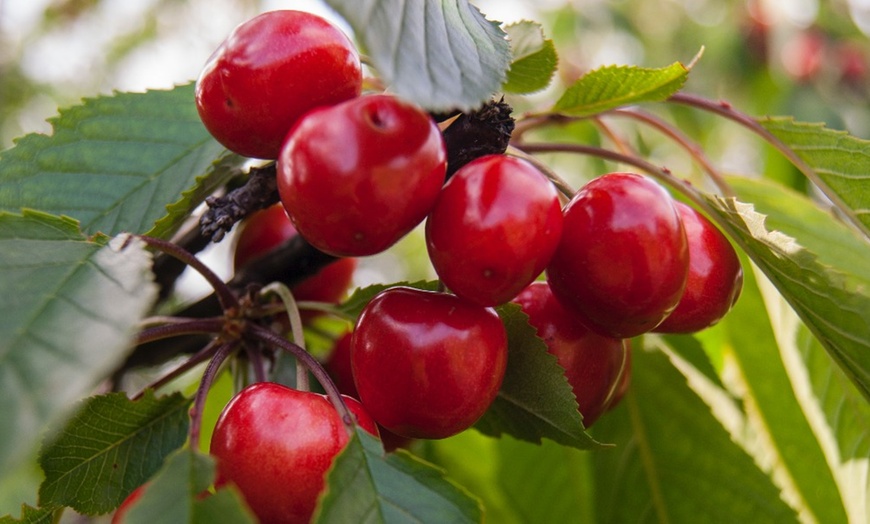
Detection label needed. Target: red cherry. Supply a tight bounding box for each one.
[277,94,447,257]
[655,203,743,333]
[351,287,508,439]
[425,155,564,306]
[195,10,361,159]
[512,282,628,428]
[210,383,378,524]
[112,484,147,524]
[546,173,689,338]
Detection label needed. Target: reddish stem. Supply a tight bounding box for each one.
[132,339,222,401]
[189,341,238,451]
[135,318,226,345]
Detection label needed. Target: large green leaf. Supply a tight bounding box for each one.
[324,0,510,111]
[759,117,870,237]
[0,84,242,238]
[315,428,482,523]
[552,62,688,116]
[502,21,558,94]
[0,505,54,524]
[0,212,157,477]
[590,346,798,523]
[702,184,870,401]
[38,391,190,515]
[475,304,604,450]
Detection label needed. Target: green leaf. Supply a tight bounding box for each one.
[324,0,510,111]
[38,391,190,515]
[0,505,55,524]
[759,117,870,237]
[552,62,688,116]
[702,188,870,401]
[337,280,440,319]
[590,346,798,523]
[0,212,157,477]
[315,428,482,523]
[502,21,557,94]
[123,449,256,524]
[0,84,243,238]
[474,304,605,450]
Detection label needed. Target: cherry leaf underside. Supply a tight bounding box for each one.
[315,429,482,523]
[502,21,557,94]
[702,185,870,402]
[38,392,190,515]
[552,62,688,116]
[759,117,870,238]
[0,83,243,238]
[0,211,156,478]
[324,0,510,111]
[474,304,606,450]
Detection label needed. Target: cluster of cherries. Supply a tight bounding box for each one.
[113,8,745,524]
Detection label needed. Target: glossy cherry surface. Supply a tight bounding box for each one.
[210,382,377,524]
[546,173,689,338]
[655,202,743,333]
[426,155,563,306]
[195,10,361,159]
[351,287,508,439]
[278,95,447,256]
[513,282,629,427]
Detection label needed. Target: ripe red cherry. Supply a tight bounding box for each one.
[233,203,357,310]
[351,287,508,439]
[546,173,689,338]
[655,202,743,333]
[277,94,447,257]
[425,155,563,306]
[512,282,629,428]
[112,484,147,524]
[195,10,361,159]
[210,382,378,524]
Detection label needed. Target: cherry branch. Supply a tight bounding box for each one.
[199,163,279,242]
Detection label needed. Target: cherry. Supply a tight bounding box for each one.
[546,173,689,338]
[512,282,628,428]
[233,203,357,315]
[351,287,508,439]
[210,382,378,524]
[195,10,361,159]
[425,154,563,306]
[654,202,743,333]
[112,484,147,524]
[278,94,447,256]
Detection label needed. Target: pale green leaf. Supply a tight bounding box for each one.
[0,212,157,478]
[553,62,688,116]
[38,392,190,515]
[324,0,510,111]
[502,21,557,94]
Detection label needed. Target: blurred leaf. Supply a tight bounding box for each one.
[38,391,190,515]
[324,0,510,111]
[337,280,439,319]
[0,84,242,238]
[502,21,557,94]
[720,262,848,523]
[0,212,156,477]
[474,304,605,450]
[315,428,482,523]
[123,449,256,524]
[703,191,870,401]
[0,505,55,524]
[659,334,724,389]
[590,346,798,523]
[759,117,870,237]
[553,62,688,116]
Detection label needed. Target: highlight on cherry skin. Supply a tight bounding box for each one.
[426,154,564,307]
[350,287,508,440]
[195,9,362,159]
[210,382,378,524]
[546,172,690,338]
[277,94,447,257]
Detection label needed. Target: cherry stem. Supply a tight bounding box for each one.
[246,345,268,384]
[505,145,575,200]
[137,235,239,311]
[260,282,310,391]
[135,318,226,346]
[189,341,238,451]
[131,339,222,401]
[245,324,356,433]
